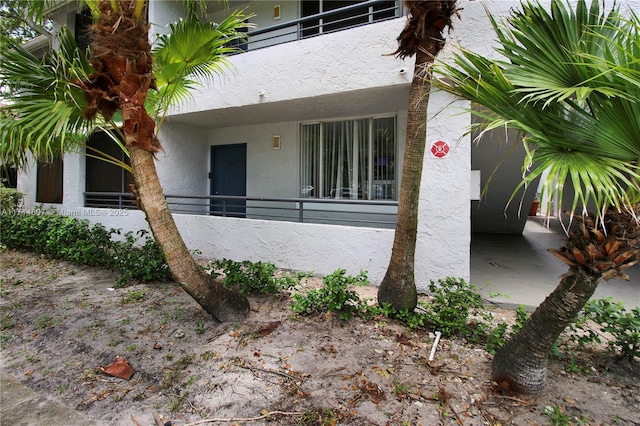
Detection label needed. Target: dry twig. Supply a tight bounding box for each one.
[236,362,297,381]
[182,410,303,425]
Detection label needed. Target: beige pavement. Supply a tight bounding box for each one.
[0,370,96,425]
[472,217,639,309]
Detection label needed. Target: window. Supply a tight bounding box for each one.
[301,117,396,200]
[85,131,134,207]
[36,158,63,203]
[75,8,93,54]
[1,166,17,188]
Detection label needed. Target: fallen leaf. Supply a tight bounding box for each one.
[396,332,411,345]
[373,367,395,379]
[255,321,281,337]
[360,380,386,404]
[99,356,134,380]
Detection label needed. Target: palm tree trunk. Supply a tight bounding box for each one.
[492,270,600,394]
[129,146,250,322]
[377,0,457,311]
[377,52,432,310]
[88,0,249,322]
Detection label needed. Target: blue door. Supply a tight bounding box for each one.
[210,144,247,217]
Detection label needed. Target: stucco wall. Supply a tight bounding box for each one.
[416,92,471,283]
[15,158,37,208]
[156,121,209,197]
[169,17,407,116]
[208,122,300,198]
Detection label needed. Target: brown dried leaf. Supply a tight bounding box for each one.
[613,250,635,265]
[572,248,588,266]
[256,321,281,337]
[548,249,577,266]
[99,355,134,380]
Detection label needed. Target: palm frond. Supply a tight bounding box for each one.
[494,0,623,106]
[149,9,253,126]
[0,27,96,168]
[434,0,639,220]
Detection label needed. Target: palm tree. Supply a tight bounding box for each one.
[0,0,252,322]
[434,0,639,393]
[377,0,460,311]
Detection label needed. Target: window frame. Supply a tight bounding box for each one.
[299,114,397,201]
[84,131,133,208]
[36,158,64,204]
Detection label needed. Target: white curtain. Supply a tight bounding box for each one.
[300,123,320,198]
[322,120,368,199]
[301,117,394,200]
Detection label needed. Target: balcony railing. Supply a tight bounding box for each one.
[85,192,137,209]
[84,192,398,228]
[245,0,401,51]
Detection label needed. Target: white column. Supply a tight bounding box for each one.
[415,90,471,290]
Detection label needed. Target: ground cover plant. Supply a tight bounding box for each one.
[1,214,638,424]
[0,182,23,212]
[0,209,171,285]
[1,248,638,425]
[208,258,309,295]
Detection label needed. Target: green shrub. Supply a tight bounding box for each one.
[112,229,172,286]
[421,277,493,343]
[0,184,23,213]
[44,216,114,266]
[291,269,369,320]
[486,322,509,354]
[208,258,306,294]
[0,210,171,285]
[569,298,639,361]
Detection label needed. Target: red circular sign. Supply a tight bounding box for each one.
[431,140,450,158]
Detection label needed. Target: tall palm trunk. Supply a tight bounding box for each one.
[377,53,431,310]
[87,0,249,322]
[129,147,249,322]
[492,271,599,394]
[378,1,458,310]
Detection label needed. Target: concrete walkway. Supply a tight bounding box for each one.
[472,217,639,309]
[0,370,96,425]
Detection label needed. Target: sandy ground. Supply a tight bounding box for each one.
[0,249,638,426]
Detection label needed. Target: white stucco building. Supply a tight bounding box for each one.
[15,0,604,291]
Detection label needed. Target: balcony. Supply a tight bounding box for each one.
[242,0,401,51]
[84,192,398,229]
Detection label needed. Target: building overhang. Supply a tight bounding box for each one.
[166,84,411,129]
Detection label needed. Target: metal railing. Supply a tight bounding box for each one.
[85,192,137,209]
[244,0,401,51]
[84,192,398,228]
